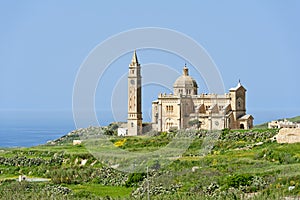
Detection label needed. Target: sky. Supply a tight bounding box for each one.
[0,1,300,128]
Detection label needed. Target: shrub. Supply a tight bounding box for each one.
[125,173,146,187]
[254,148,299,164]
[226,174,254,188]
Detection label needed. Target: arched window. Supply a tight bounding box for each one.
[166,105,174,113]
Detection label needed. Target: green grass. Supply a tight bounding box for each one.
[254,123,268,129]
[67,184,133,198]
[287,116,300,123]
[27,143,89,154]
[1,128,300,199]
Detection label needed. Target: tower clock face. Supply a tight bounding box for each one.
[130,80,135,85]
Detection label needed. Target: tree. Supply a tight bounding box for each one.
[188,119,202,129]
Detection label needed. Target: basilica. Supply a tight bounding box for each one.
[125,50,253,136]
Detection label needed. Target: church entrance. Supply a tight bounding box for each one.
[240,124,245,129]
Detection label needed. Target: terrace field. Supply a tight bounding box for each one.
[0,128,300,199]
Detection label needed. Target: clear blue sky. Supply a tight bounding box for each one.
[0,1,300,127]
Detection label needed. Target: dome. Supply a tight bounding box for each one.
[173,73,198,88]
[173,66,198,95]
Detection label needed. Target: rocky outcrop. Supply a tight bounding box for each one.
[276,128,300,143]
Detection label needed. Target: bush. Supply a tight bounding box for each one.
[125,173,146,187]
[226,174,254,188]
[254,148,299,164]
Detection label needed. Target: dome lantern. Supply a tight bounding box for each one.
[173,65,198,96]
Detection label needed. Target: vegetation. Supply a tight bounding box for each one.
[1,128,300,199]
[286,116,300,123]
[253,122,268,129]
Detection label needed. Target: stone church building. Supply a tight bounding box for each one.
[151,65,254,132]
[123,50,253,136]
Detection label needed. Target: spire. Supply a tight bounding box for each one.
[238,79,241,87]
[131,50,139,65]
[183,63,189,76]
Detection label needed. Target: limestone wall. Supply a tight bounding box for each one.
[276,128,300,144]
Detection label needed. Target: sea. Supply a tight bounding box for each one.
[0,110,113,148]
[0,126,73,147]
[0,111,77,147]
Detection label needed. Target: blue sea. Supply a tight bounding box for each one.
[0,110,113,147]
[0,127,73,147]
[0,111,77,147]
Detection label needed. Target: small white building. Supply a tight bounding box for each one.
[117,122,128,136]
[73,140,82,145]
[117,128,128,136]
[268,119,300,129]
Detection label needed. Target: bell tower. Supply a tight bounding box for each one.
[230,80,246,121]
[127,50,142,136]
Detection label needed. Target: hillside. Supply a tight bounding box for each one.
[288,116,300,123]
[1,128,300,199]
[254,115,300,129]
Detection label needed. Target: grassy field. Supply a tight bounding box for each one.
[66,184,133,198]
[0,128,300,199]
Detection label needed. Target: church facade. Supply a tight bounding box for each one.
[150,66,254,132]
[124,50,253,136]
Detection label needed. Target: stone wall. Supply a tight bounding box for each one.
[276,128,300,144]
